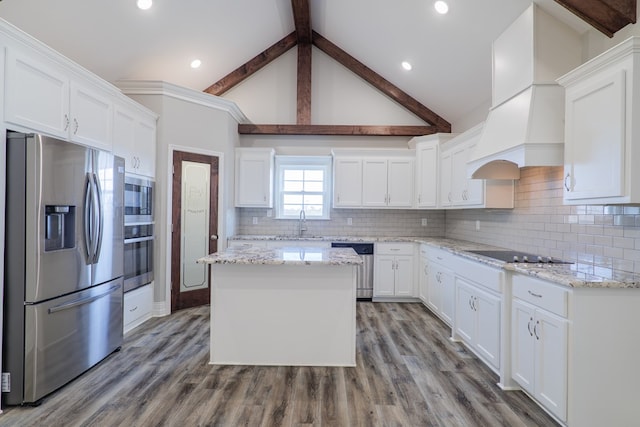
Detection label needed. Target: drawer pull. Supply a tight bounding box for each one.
[528,290,543,298]
[129,306,138,312]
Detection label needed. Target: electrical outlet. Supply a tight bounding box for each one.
[475,220,480,231]
[347,217,353,226]
[252,217,258,225]
[421,218,427,226]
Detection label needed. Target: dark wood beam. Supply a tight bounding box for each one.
[297,43,312,125]
[312,31,451,133]
[554,0,636,37]
[203,32,298,96]
[238,124,436,136]
[291,0,312,44]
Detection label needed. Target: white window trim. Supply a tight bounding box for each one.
[274,155,332,220]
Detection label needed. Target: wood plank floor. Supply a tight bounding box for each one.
[0,303,558,426]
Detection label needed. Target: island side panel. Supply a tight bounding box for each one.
[209,264,357,366]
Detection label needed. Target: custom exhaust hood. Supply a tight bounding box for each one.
[468,4,582,180]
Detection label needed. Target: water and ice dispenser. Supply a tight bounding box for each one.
[44,205,75,251]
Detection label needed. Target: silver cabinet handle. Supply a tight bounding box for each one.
[534,320,540,340]
[564,173,571,191]
[73,118,79,135]
[129,306,138,312]
[527,318,534,336]
[64,114,70,131]
[528,290,543,298]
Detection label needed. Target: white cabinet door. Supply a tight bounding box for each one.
[235,148,274,207]
[475,287,501,369]
[564,69,625,201]
[418,255,429,304]
[5,47,70,139]
[387,158,414,207]
[439,268,455,326]
[113,107,136,167]
[426,261,441,313]
[69,81,112,150]
[416,141,439,208]
[373,255,396,297]
[440,151,453,207]
[333,158,362,207]
[394,256,414,297]
[135,117,156,177]
[512,299,536,394]
[450,145,468,205]
[362,159,388,207]
[535,309,568,421]
[455,280,475,343]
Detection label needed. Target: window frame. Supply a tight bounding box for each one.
[274,155,332,220]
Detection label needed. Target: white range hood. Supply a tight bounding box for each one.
[467,4,582,180]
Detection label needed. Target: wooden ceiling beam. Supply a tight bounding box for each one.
[292,0,312,125]
[292,0,312,44]
[312,31,451,133]
[554,0,636,37]
[203,32,298,96]
[238,124,436,136]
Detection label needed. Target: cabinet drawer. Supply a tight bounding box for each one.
[376,242,414,255]
[424,246,455,264]
[124,284,153,331]
[512,274,568,317]
[454,256,505,293]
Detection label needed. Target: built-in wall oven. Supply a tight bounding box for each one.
[124,175,154,292]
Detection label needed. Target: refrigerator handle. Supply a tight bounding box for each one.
[92,172,104,264]
[83,173,93,263]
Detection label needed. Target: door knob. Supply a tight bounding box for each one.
[210,235,218,240]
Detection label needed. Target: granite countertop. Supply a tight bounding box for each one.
[198,246,363,266]
[228,235,640,288]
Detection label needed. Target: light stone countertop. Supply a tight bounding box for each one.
[228,235,640,288]
[198,246,363,266]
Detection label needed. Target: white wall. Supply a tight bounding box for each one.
[123,83,241,312]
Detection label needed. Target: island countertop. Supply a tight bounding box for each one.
[198,246,363,266]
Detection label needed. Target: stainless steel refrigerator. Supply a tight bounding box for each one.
[2,131,125,405]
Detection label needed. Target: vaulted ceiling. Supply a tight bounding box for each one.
[0,0,624,133]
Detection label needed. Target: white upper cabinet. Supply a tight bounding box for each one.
[362,157,414,208]
[113,100,157,177]
[4,45,113,151]
[440,123,513,209]
[558,37,640,204]
[333,157,362,207]
[332,149,414,209]
[235,148,275,208]
[410,134,454,209]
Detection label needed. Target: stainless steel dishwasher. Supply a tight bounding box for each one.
[331,242,374,300]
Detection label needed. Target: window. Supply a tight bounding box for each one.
[275,156,332,220]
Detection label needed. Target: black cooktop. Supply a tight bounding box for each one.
[467,250,573,264]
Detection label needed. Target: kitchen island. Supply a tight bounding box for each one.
[198,245,362,366]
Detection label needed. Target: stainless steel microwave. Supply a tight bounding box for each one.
[124,175,154,224]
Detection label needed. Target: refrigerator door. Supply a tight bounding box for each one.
[21,278,124,404]
[8,134,93,303]
[91,150,125,286]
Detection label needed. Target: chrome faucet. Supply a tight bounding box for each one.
[298,209,307,237]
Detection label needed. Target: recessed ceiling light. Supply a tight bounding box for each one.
[137,0,152,10]
[190,59,202,69]
[434,1,449,14]
[401,61,413,71]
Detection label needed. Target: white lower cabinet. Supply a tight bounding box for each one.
[512,298,567,422]
[123,283,153,334]
[455,277,501,370]
[420,246,454,326]
[374,243,415,298]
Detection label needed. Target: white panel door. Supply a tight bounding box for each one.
[333,158,362,207]
[475,287,501,369]
[5,47,69,138]
[416,142,439,208]
[69,81,112,150]
[511,299,536,394]
[113,106,136,171]
[387,158,414,207]
[373,256,395,297]
[564,69,625,201]
[362,159,388,207]
[394,256,414,297]
[455,279,475,344]
[418,256,429,304]
[440,151,453,207]
[135,117,156,177]
[439,268,455,326]
[535,309,568,422]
